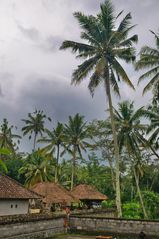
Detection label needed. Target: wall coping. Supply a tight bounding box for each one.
[70,215,159,223]
[0,213,65,225]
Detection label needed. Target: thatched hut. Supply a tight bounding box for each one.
[31,182,77,211]
[71,184,108,208]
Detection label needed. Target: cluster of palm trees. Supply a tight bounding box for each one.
[20,112,90,189]
[60,0,159,217]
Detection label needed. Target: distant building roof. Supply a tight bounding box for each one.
[0,174,41,199]
[32,182,77,206]
[71,184,108,201]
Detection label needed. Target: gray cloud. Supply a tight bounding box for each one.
[17,24,40,41]
[39,35,64,52]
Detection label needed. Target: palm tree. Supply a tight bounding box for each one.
[143,107,159,151]
[0,118,21,154]
[39,122,64,183]
[113,101,148,218]
[19,150,54,188]
[63,113,89,190]
[60,0,137,217]
[0,148,11,172]
[22,110,51,151]
[136,31,159,98]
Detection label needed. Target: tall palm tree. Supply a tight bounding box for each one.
[60,0,137,216]
[63,113,89,190]
[19,150,54,188]
[22,110,51,151]
[113,101,148,218]
[39,122,64,183]
[136,31,159,98]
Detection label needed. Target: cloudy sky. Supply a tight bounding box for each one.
[0,0,158,151]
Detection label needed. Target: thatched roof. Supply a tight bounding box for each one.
[31,182,77,205]
[71,184,108,201]
[0,174,41,199]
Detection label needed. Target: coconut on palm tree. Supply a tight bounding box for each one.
[60,0,138,217]
[22,110,51,151]
[136,31,159,99]
[63,113,90,190]
[39,122,64,183]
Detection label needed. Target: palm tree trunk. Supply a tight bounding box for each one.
[132,166,148,219]
[33,132,37,151]
[71,146,76,190]
[107,157,116,191]
[104,69,122,218]
[55,145,60,183]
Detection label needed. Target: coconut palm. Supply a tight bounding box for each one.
[63,113,90,190]
[19,150,54,188]
[0,118,21,153]
[60,0,138,216]
[22,110,51,151]
[143,107,159,151]
[136,31,159,97]
[113,101,148,218]
[39,122,64,183]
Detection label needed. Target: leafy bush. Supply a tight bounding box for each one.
[142,191,159,219]
[101,200,115,209]
[122,202,142,219]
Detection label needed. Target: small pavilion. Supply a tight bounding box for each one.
[71,184,108,208]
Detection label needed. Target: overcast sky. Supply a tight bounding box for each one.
[0,0,158,151]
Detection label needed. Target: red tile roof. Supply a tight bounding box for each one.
[0,174,41,199]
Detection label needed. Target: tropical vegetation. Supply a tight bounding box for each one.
[0,0,158,220]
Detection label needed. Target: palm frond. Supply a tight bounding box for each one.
[112,59,135,89]
[72,55,99,85]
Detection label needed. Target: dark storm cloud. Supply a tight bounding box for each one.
[17,24,40,41]
[0,0,158,152]
[18,75,106,123]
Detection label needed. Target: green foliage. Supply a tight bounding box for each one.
[5,155,25,184]
[0,148,12,172]
[0,119,21,153]
[19,150,54,188]
[136,31,159,96]
[141,191,159,219]
[102,200,115,209]
[122,202,142,219]
[77,153,115,198]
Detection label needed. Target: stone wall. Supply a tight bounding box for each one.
[70,215,159,236]
[0,214,65,239]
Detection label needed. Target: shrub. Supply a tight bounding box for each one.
[122,202,142,219]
